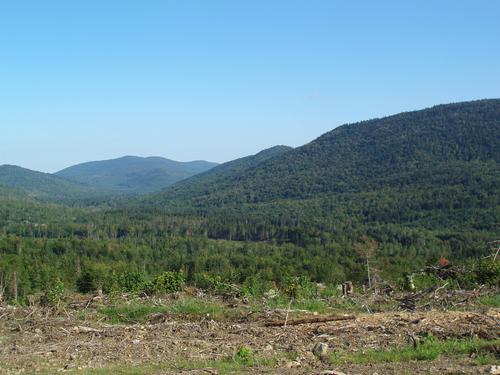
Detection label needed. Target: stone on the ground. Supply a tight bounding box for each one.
[319,370,346,375]
[286,360,301,368]
[312,342,329,358]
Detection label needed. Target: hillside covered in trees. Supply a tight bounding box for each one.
[0,165,107,204]
[151,99,499,207]
[0,99,498,302]
[56,156,218,194]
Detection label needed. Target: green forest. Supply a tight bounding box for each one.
[0,100,499,302]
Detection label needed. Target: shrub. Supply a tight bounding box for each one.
[45,278,65,306]
[76,268,104,293]
[235,346,255,365]
[194,273,234,294]
[459,259,500,288]
[241,274,274,297]
[281,275,314,299]
[145,271,185,295]
[115,271,147,294]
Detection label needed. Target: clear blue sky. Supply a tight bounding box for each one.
[1,1,499,172]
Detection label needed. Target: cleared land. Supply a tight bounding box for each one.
[0,289,499,374]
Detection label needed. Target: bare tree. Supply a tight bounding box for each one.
[353,235,379,289]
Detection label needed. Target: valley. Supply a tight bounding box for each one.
[0,100,499,374]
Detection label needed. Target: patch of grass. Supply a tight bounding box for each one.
[291,299,328,313]
[479,294,500,308]
[99,304,168,324]
[72,352,279,375]
[329,336,500,365]
[329,298,366,313]
[168,298,227,319]
[474,353,500,366]
[70,363,168,375]
[170,354,278,374]
[97,297,232,324]
[266,296,330,313]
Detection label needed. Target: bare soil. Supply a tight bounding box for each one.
[0,295,499,374]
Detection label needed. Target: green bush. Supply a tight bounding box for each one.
[459,259,500,288]
[76,268,105,293]
[281,275,314,299]
[45,278,65,306]
[241,274,274,297]
[144,271,185,295]
[235,346,255,365]
[412,273,445,290]
[472,259,500,286]
[115,271,147,294]
[194,273,234,294]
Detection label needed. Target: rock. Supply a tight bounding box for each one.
[489,365,500,375]
[149,313,165,324]
[73,326,103,334]
[312,342,329,358]
[286,360,301,368]
[320,371,346,375]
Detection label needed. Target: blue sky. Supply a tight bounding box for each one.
[1,1,499,172]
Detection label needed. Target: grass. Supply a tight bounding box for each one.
[329,336,500,365]
[168,298,227,319]
[70,351,281,375]
[479,293,500,308]
[98,297,230,324]
[70,364,167,375]
[99,304,168,324]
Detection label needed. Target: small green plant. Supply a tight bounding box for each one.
[45,278,65,307]
[235,346,255,365]
[281,275,314,299]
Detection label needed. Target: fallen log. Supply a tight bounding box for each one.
[263,314,356,327]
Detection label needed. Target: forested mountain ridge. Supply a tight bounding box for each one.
[0,165,104,204]
[149,99,500,208]
[56,155,218,194]
[151,145,293,206]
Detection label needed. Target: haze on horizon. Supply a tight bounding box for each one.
[1,1,499,173]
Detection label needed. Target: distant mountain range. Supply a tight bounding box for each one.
[0,156,218,203]
[0,165,102,203]
[55,156,218,194]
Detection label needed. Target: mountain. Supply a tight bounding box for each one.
[144,99,500,242]
[151,99,500,207]
[155,145,293,205]
[0,165,102,203]
[56,156,218,194]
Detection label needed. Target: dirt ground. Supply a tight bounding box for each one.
[0,296,499,375]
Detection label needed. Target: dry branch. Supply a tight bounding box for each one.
[263,314,355,327]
